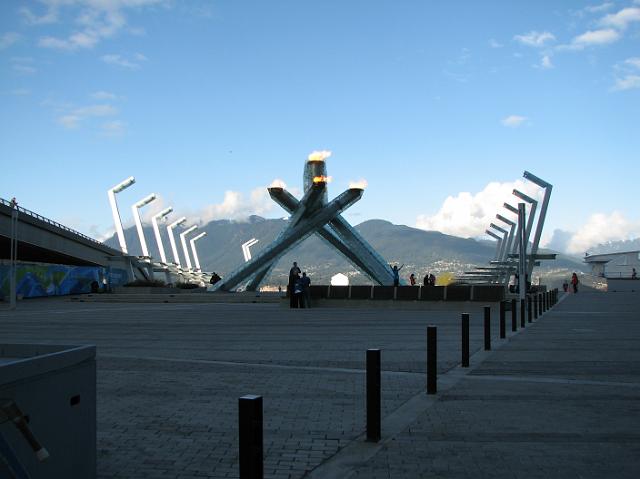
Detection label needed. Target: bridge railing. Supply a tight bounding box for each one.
[1,196,109,248]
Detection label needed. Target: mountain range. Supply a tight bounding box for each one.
[105,217,586,286]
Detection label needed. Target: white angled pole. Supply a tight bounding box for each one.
[189,232,207,272]
[179,225,198,271]
[107,176,135,254]
[152,207,173,263]
[167,217,187,265]
[131,193,156,257]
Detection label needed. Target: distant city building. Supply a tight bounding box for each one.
[584,251,640,279]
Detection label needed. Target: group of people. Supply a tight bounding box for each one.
[391,265,436,287]
[288,261,311,308]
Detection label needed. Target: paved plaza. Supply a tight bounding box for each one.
[1,292,639,478]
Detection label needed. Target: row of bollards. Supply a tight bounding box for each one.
[238,288,559,478]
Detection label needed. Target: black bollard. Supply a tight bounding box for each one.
[511,298,517,332]
[427,326,437,394]
[527,295,532,323]
[499,300,506,339]
[538,293,543,315]
[239,395,263,479]
[534,293,538,319]
[520,298,526,328]
[484,306,491,351]
[461,313,470,367]
[366,349,381,442]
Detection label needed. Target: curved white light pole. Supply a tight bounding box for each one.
[131,193,156,257]
[496,214,516,261]
[485,229,503,261]
[523,171,552,274]
[189,232,207,272]
[489,223,509,263]
[152,207,173,263]
[167,217,187,265]
[107,176,135,253]
[242,238,259,262]
[179,225,198,271]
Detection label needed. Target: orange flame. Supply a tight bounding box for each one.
[313,175,332,184]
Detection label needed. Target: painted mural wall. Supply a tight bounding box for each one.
[0,262,104,299]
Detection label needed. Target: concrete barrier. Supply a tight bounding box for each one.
[0,344,96,478]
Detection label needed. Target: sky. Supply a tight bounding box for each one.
[1,0,639,256]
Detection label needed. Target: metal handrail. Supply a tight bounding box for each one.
[1,196,108,247]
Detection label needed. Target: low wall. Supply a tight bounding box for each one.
[607,278,640,293]
[302,284,505,306]
[0,261,103,299]
[0,344,96,478]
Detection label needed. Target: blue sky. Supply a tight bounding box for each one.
[1,0,639,255]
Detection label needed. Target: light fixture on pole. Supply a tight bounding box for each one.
[107,176,135,254]
[241,238,259,262]
[131,193,156,257]
[167,217,187,265]
[523,171,552,275]
[189,232,207,272]
[179,225,198,271]
[151,207,173,263]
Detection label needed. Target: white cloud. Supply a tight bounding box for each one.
[8,88,31,96]
[34,0,166,51]
[101,120,126,136]
[540,55,554,69]
[57,103,118,129]
[514,31,556,47]
[199,187,275,224]
[19,5,59,25]
[0,32,21,50]
[488,39,503,48]
[12,64,37,75]
[501,115,528,127]
[91,90,118,100]
[571,28,621,47]
[600,6,640,29]
[565,212,640,254]
[415,180,543,238]
[10,57,37,75]
[613,74,640,90]
[624,57,640,69]
[612,57,640,91]
[585,2,614,13]
[101,53,147,69]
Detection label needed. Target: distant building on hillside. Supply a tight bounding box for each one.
[584,251,640,279]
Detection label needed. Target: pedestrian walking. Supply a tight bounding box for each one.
[571,272,579,293]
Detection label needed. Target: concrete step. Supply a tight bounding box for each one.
[69,292,283,304]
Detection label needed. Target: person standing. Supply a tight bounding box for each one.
[423,273,430,286]
[409,273,416,286]
[429,273,436,286]
[301,272,311,308]
[288,261,301,308]
[391,264,404,287]
[571,272,579,293]
[632,268,637,280]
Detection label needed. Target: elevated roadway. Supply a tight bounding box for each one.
[0,197,123,267]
